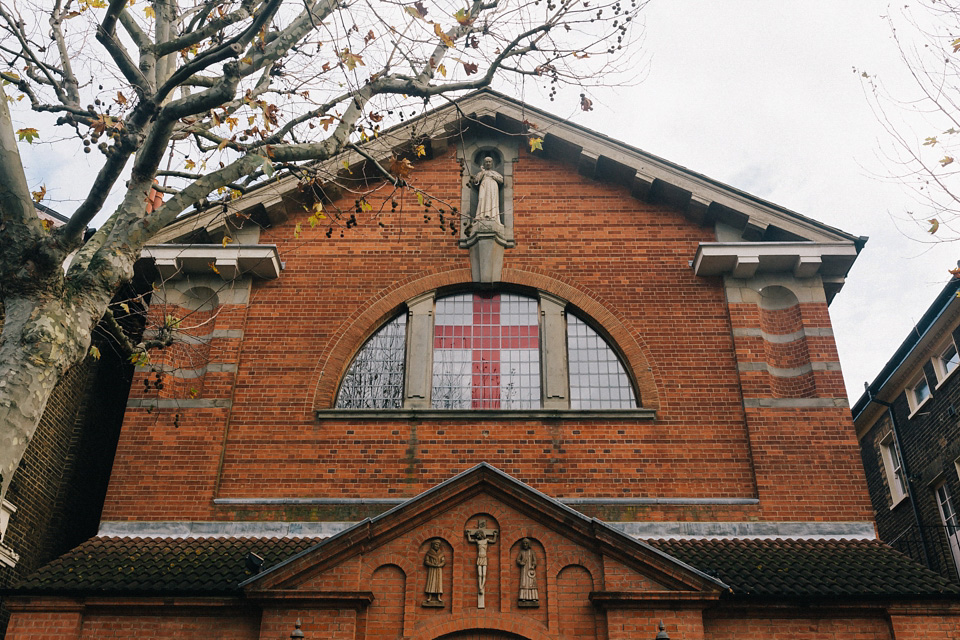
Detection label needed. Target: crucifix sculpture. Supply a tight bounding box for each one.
[465,518,499,609]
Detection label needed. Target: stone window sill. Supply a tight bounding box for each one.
[935,360,960,390]
[907,394,932,420]
[889,492,909,511]
[316,408,656,421]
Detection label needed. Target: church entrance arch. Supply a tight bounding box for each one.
[435,632,531,640]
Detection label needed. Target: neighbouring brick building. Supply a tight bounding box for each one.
[853,275,960,586]
[5,90,960,639]
[0,205,145,637]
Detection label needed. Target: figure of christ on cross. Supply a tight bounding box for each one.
[465,519,499,609]
[433,293,540,409]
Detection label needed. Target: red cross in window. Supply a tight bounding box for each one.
[433,293,539,408]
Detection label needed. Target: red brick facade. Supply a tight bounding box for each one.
[96,146,872,524]
[6,94,958,638]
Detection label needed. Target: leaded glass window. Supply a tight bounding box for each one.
[335,290,639,411]
[432,293,540,409]
[567,314,637,409]
[335,314,407,408]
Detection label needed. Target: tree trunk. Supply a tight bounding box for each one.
[0,295,91,501]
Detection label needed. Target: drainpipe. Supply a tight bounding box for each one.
[866,385,930,568]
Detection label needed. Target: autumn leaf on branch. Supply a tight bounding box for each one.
[529,137,544,152]
[434,23,455,48]
[928,218,940,234]
[941,156,955,167]
[31,185,46,203]
[338,49,365,71]
[89,115,120,137]
[454,8,473,25]
[462,61,478,75]
[16,127,39,143]
[405,3,427,20]
[415,144,427,157]
[390,156,415,179]
[580,94,593,111]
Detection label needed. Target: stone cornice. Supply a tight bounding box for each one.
[151,90,865,248]
[692,241,859,281]
[141,244,282,280]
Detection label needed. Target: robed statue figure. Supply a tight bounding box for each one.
[516,538,539,605]
[423,540,445,606]
[471,156,503,222]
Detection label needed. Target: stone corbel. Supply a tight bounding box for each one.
[463,225,510,283]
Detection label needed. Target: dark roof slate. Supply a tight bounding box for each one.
[647,537,960,598]
[11,536,317,596]
[11,535,959,599]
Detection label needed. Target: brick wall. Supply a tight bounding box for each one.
[99,146,873,525]
[704,615,893,639]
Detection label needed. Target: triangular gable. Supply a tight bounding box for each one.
[242,463,728,599]
[149,89,861,249]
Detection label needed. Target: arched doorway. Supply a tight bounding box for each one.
[435,631,531,640]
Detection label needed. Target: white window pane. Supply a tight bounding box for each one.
[336,315,407,409]
[566,314,637,409]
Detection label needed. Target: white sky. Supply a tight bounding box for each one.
[14,1,959,404]
[573,1,960,403]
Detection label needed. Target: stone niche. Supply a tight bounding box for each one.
[458,136,518,283]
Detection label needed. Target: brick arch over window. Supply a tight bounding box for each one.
[311,269,659,411]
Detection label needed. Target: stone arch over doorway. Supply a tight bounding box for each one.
[435,631,530,640]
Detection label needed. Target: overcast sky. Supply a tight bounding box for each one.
[15,1,958,403]
[573,1,960,402]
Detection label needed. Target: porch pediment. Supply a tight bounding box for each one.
[241,464,725,638]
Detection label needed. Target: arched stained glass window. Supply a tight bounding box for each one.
[432,293,541,409]
[333,291,640,411]
[566,314,637,409]
[335,314,407,408]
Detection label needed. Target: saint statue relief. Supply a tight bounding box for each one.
[516,538,539,605]
[471,156,503,222]
[422,540,445,607]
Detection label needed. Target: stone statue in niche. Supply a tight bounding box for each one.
[422,539,446,607]
[516,538,539,607]
[470,156,503,224]
[465,518,499,609]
